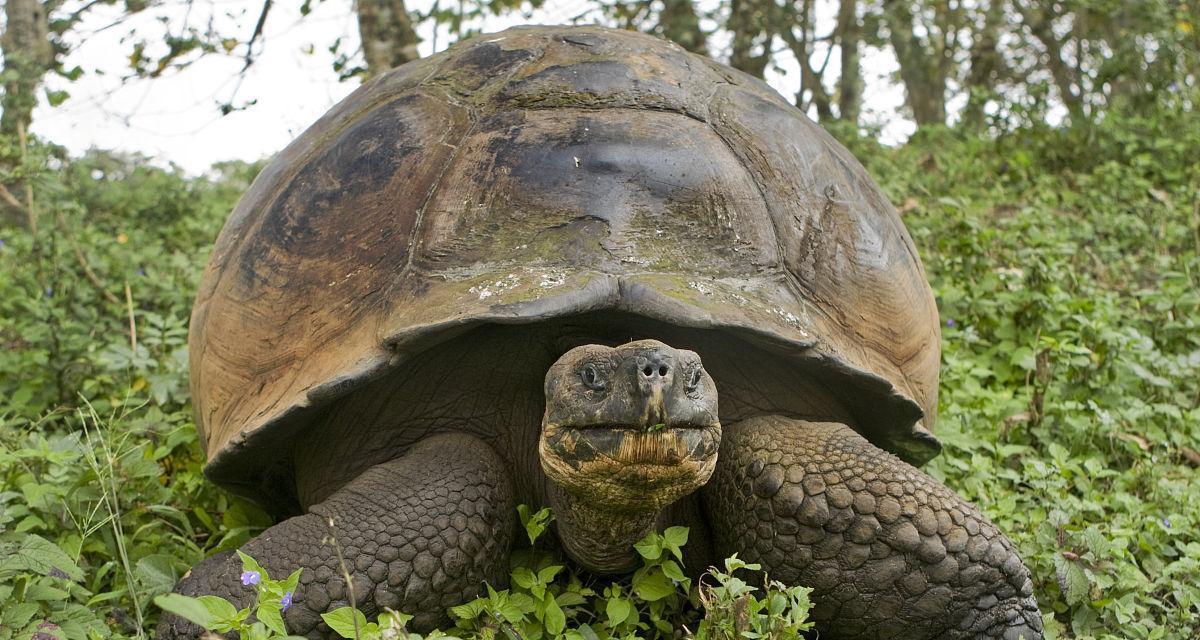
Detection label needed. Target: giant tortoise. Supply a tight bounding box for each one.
[164,25,1042,640]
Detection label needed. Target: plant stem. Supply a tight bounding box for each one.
[125,280,137,353]
[325,518,361,640]
[80,402,147,637]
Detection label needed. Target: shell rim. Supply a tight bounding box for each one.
[201,285,942,501]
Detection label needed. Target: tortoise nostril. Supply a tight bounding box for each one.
[634,349,674,383]
[639,364,671,378]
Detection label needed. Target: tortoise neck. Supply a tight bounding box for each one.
[547,484,660,574]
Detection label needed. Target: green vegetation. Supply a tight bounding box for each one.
[154,551,304,640]
[845,108,1200,638]
[0,149,269,639]
[1,107,1198,639]
[155,509,814,640]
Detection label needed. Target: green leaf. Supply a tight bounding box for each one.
[154,593,216,629]
[202,595,240,620]
[768,593,786,616]
[0,534,84,581]
[449,598,487,621]
[632,568,676,602]
[605,598,632,626]
[45,89,70,107]
[661,560,686,583]
[247,621,269,640]
[543,596,565,635]
[2,603,41,630]
[517,505,554,545]
[380,610,414,630]
[135,553,180,595]
[663,526,689,550]
[257,602,288,637]
[1081,528,1109,558]
[536,565,563,585]
[497,602,526,624]
[723,554,759,574]
[1054,554,1092,606]
[23,582,70,602]
[321,607,370,639]
[281,568,303,594]
[511,567,535,589]
[576,624,601,640]
[633,535,662,560]
[502,592,536,622]
[555,591,586,607]
[1127,362,1170,387]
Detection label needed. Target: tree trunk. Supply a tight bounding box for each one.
[1,0,53,139]
[657,0,707,55]
[836,0,861,124]
[356,0,419,78]
[960,0,1004,131]
[1,0,52,229]
[884,0,947,127]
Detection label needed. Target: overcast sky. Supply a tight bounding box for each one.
[31,0,913,175]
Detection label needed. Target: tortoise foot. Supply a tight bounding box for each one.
[158,433,515,639]
[703,416,1042,640]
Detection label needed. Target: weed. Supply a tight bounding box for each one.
[154,509,814,640]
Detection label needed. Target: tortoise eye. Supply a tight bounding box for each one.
[686,366,704,392]
[581,363,606,390]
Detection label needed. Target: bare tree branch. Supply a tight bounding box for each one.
[1013,0,1087,122]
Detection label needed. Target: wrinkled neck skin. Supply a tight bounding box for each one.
[547,484,663,573]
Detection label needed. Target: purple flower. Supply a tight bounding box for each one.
[44,288,53,298]
[1163,518,1171,529]
[240,570,261,586]
[137,267,146,276]
[32,621,60,640]
[945,318,956,328]
[281,591,293,611]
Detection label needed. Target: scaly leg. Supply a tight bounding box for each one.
[703,416,1041,640]
[158,433,515,638]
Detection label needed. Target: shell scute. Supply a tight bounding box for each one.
[191,90,470,455]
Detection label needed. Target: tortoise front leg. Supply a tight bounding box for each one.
[702,416,1042,640]
[158,433,515,639]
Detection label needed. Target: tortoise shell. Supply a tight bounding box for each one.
[189,25,942,496]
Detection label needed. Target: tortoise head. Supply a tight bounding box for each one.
[539,340,721,513]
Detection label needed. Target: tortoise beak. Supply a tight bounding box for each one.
[632,346,674,428]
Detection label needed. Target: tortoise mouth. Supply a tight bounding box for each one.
[542,422,720,466]
[538,421,721,510]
